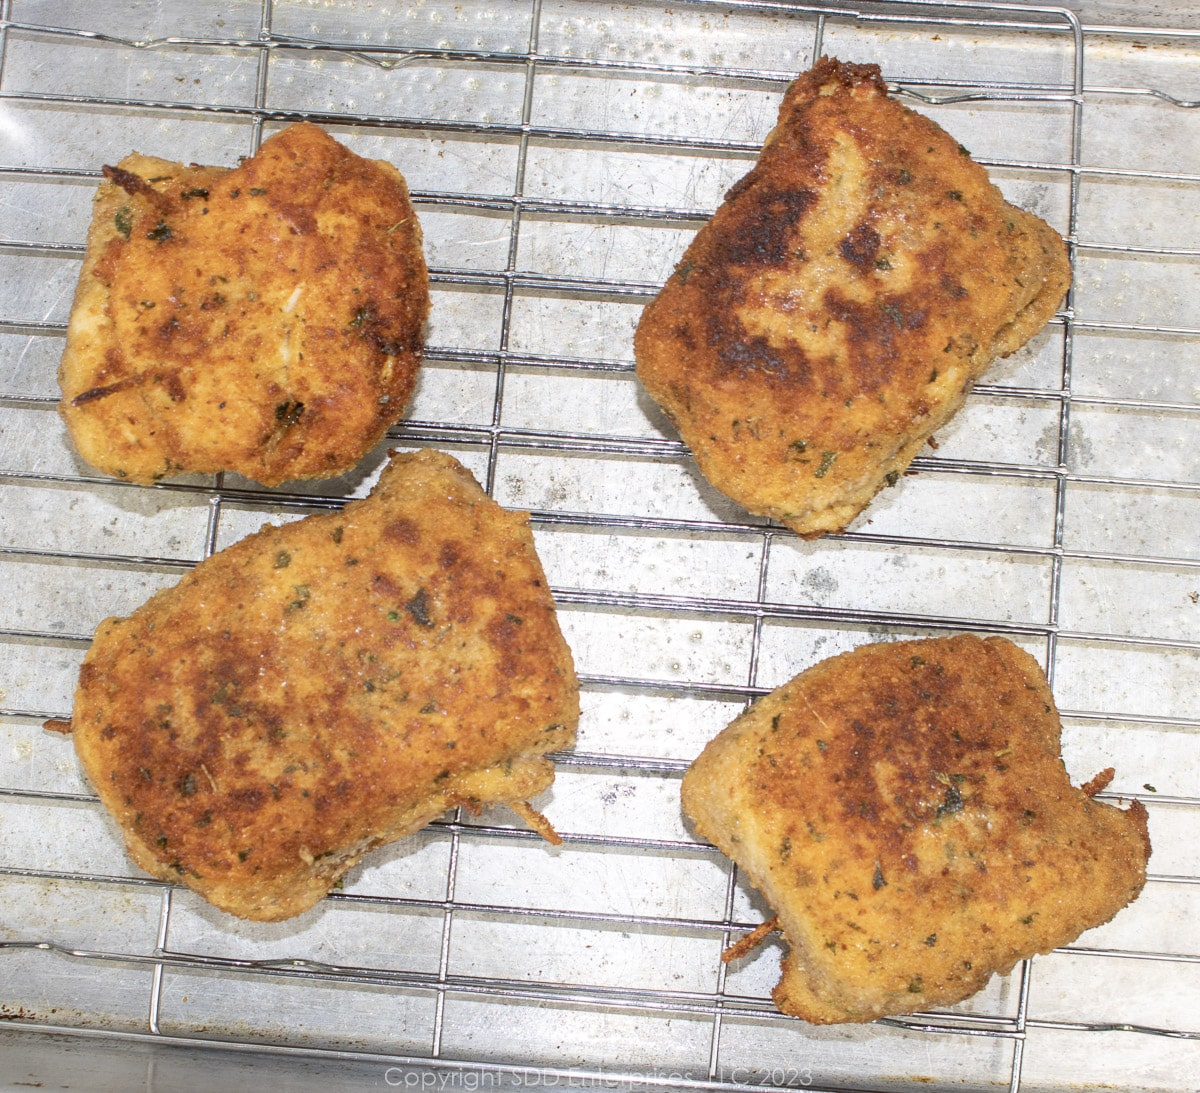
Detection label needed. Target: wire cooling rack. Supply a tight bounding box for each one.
[1,1,1198,1090]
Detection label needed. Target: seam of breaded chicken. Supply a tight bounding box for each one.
[58,123,429,486]
[635,58,1072,538]
[68,449,579,921]
[682,635,1150,1023]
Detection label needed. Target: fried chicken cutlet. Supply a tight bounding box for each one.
[681,635,1150,1024]
[635,59,1071,537]
[65,449,578,921]
[59,123,429,486]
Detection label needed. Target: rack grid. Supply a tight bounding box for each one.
[1,1,1197,1090]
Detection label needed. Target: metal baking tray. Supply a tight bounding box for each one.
[1,1,1197,1090]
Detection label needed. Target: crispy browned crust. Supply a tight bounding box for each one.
[70,449,579,921]
[681,635,1150,1024]
[58,123,429,486]
[635,58,1071,537]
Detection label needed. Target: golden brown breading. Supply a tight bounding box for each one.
[681,635,1150,1024]
[67,449,578,921]
[635,59,1071,538]
[59,123,429,486]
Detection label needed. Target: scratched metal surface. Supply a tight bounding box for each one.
[0,1,1198,1090]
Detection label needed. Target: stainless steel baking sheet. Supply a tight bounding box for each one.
[1,2,1198,1090]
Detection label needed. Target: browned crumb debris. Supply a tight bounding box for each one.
[58,122,429,486]
[68,449,579,921]
[635,58,1071,537]
[682,634,1150,1024]
[721,915,780,964]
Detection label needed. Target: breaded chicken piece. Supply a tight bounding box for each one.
[635,59,1071,537]
[59,123,429,486]
[66,450,578,921]
[682,635,1150,1024]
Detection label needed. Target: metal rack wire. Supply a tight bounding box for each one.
[1,1,1197,1090]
